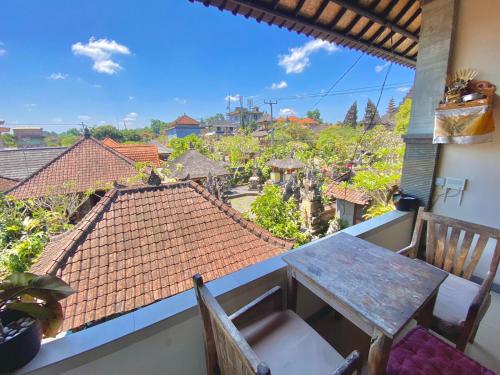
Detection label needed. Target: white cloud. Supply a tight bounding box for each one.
[48,72,68,80]
[129,96,134,101]
[397,86,411,93]
[375,62,390,73]
[72,37,131,74]
[279,108,296,116]
[174,97,188,105]
[78,115,91,121]
[278,40,338,74]
[270,80,288,90]
[93,83,102,88]
[225,94,241,103]
[0,48,6,56]
[123,112,138,124]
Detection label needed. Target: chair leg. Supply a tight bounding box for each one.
[468,322,480,344]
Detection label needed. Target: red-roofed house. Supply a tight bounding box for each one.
[6,135,139,199]
[326,182,371,226]
[102,138,161,167]
[31,181,292,331]
[166,114,201,140]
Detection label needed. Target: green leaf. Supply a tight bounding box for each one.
[7,302,53,320]
[26,275,75,302]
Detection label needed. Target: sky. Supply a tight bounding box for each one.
[0,0,415,132]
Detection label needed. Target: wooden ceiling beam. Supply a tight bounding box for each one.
[219,0,416,66]
[328,0,418,41]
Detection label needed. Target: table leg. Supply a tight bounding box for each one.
[286,268,297,311]
[416,293,437,329]
[368,328,392,375]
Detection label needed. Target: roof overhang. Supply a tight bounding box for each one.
[189,0,420,68]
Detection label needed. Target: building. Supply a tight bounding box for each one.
[31,181,292,331]
[326,182,371,226]
[266,157,305,183]
[201,119,237,137]
[0,146,66,181]
[6,134,138,199]
[227,106,264,126]
[102,138,162,167]
[166,114,201,139]
[12,127,45,148]
[167,148,229,183]
[20,1,500,374]
[149,140,173,160]
[275,116,319,126]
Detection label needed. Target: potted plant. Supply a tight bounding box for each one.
[0,272,75,372]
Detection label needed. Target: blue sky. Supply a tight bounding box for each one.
[0,0,414,132]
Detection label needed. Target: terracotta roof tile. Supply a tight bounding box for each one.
[6,137,138,199]
[326,182,371,206]
[0,176,18,192]
[32,181,292,331]
[102,138,161,167]
[171,114,200,126]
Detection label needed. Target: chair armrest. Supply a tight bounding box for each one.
[230,286,283,328]
[332,350,361,375]
[397,244,416,258]
[467,271,495,319]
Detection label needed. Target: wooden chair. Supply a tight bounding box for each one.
[398,207,500,351]
[193,274,361,375]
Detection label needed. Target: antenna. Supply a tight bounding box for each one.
[264,99,277,146]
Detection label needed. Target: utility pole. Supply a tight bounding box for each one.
[264,99,277,146]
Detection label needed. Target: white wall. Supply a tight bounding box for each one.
[433,0,500,284]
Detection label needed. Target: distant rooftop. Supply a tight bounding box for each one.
[0,146,66,180]
[168,149,229,180]
[7,137,138,199]
[169,114,200,127]
[326,182,371,206]
[102,138,161,167]
[0,175,18,192]
[32,181,292,331]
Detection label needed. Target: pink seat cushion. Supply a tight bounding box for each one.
[387,326,496,375]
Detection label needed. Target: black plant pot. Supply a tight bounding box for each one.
[395,195,419,212]
[0,310,43,372]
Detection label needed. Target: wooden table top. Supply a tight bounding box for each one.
[283,232,448,338]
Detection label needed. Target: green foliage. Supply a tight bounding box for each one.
[306,109,322,123]
[0,193,83,275]
[59,134,79,147]
[0,272,75,337]
[91,125,123,141]
[316,126,359,170]
[363,202,395,220]
[168,134,204,158]
[395,98,412,134]
[274,123,316,145]
[0,133,17,148]
[204,113,225,123]
[249,185,309,246]
[214,135,259,168]
[150,119,168,136]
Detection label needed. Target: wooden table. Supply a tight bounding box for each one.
[283,232,448,375]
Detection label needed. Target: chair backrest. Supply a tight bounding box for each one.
[193,274,270,375]
[411,207,500,279]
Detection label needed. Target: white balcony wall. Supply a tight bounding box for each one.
[433,0,500,285]
[17,211,413,375]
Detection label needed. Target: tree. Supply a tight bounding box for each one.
[343,101,358,128]
[394,98,412,135]
[249,184,309,246]
[362,99,382,130]
[386,97,396,116]
[91,125,124,141]
[214,135,259,168]
[150,119,168,136]
[306,109,322,123]
[168,134,204,159]
[204,113,225,123]
[316,126,359,170]
[0,133,17,148]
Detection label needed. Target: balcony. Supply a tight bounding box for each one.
[15,210,500,374]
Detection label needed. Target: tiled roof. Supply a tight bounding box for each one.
[168,149,229,180]
[266,158,305,170]
[101,138,120,147]
[171,114,200,127]
[0,126,10,133]
[0,176,18,192]
[149,140,173,155]
[102,139,161,167]
[0,147,66,180]
[32,181,292,331]
[276,116,319,125]
[326,183,371,206]
[7,137,139,199]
